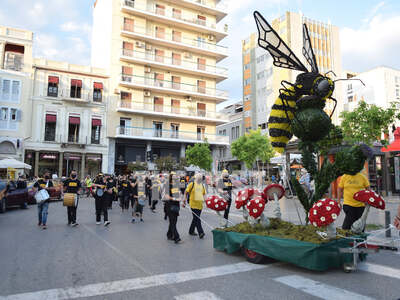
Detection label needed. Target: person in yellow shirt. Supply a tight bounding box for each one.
[184,173,206,239]
[338,172,370,230]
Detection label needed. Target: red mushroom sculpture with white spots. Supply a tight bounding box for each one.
[351,190,385,234]
[308,198,341,238]
[245,196,269,227]
[263,184,285,219]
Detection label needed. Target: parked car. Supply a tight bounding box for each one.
[27,179,62,204]
[0,180,7,213]
[0,180,28,213]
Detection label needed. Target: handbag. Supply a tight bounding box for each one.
[35,181,50,204]
[169,203,180,214]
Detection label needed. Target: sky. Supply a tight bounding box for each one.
[2,0,400,107]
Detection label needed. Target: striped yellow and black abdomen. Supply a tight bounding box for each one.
[268,87,298,153]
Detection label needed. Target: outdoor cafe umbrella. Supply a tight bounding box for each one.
[0,158,32,170]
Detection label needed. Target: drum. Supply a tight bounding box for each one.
[63,193,78,207]
[96,188,104,197]
[35,189,50,203]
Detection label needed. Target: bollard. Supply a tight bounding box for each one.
[385,210,391,238]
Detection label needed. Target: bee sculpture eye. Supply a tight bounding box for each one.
[314,77,332,98]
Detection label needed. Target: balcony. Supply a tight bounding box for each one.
[119,74,228,102]
[121,23,227,61]
[172,0,227,22]
[117,100,228,124]
[121,0,227,42]
[120,48,227,82]
[116,125,229,145]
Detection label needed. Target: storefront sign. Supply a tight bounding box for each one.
[395,157,400,191]
[41,154,57,160]
[87,155,102,161]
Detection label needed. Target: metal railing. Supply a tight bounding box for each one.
[121,22,227,55]
[122,0,224,31]
[118,100,228,121]
[121,48,228,77]
[116,125,229,144]
[120,74,228,99]
[181,0,228,11]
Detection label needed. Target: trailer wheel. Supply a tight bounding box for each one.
[242,247,265,264]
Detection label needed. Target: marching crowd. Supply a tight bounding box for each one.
[33,170,234,244]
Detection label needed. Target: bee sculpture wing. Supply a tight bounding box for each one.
[254,11,308,72]
[302,23,319,73]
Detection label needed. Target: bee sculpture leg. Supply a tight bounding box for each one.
[328,97,338,119]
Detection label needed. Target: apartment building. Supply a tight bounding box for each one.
[215,100,244,171]
[91,0,229,173]
[242,11,343,132]
[24,59,110,179]
[0,26,33,161]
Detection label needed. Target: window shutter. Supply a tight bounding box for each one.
[16,109,22,121]
[11,80,20,102]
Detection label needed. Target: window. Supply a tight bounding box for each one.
[1,108,8,120]
[172,76,180,89]
[172,53,181,65]
[122,41,133,56]
[171,99,180,114]
[154,73,164,87]
[197,102,206,117]
[231,127,235,140]
[10,108,17,121]
[222,129,226,136]
[244,64,250,71]
[197,15,206,26]
[122,66,133,82]
[153,122,163,137]
[154,97,163,112]
[47,76,59,97]
[257,71,265,79]
[155,49,164,63]
[170,123,179,138]
[1,79,20,102]
[396,89,400,99]
[155,26,165,39]
[123,17,134,32]
[197,58,206,71]
[172,30,181,42]
[244,78,250,86]
[68,116,80,143]
[44,114,56,142]
[156,4,165,15]
[197,126,205,140]
[70,79,82,98]
[347,83,353,92]
[91,119,102,144]
[395,76,400,87]
[197,80,206,93]
[121,91,132,108]
[93,82,103,102]
[348,95,353,103]
[120,118,131,134]
[172,8,181,19]
[0,107,19,130]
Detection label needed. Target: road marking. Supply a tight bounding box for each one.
[359,263,400,280]
[1,262,269,300]
[175,291,223,300]
[274,275,375,300]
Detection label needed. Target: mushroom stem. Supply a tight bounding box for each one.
[273,192,282,219]
[351,204,370,234]
[326,222,336,238]
[259,213,270,228]
[248,215,257,226]
[242,206,249,221]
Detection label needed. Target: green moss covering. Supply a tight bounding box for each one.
[221,219,353,244]
[291,108,331,142]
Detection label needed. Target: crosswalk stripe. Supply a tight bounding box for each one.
[359,263,400,280]
[174,291,223,300]
[1,262,269,300]
[274,275,375,300]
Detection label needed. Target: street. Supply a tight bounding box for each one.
[1,196,400,300]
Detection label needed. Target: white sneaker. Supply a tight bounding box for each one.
[96,222,101,225]
[104,221,111,226]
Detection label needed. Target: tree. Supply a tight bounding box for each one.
[185,141,213,171]
[127,161,147,172]
[154,155,175,172]
[231,129,274,170]
[340,101,400,146]
[175,157,188,171]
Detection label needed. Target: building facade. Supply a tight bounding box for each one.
[91,0,229,173]
[0,26,33,161]
[215,100,244,171]
[242,11,343,133]
[24,59,110,179]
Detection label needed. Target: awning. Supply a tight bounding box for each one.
[71,79,82,87]
[48,76,59,84]
[45,114,57,123]
[94,82,103,89]
[381,127,400,152]
[69,116,80,125]
[92,119,102,126]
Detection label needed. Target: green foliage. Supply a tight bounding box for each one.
[292,108,331,142]
[340,101,400,146]
[317,125,343,155]
[175,157,188,171]
[231,129,275,169]
[154,155,176,172]
[127,161,147,172]
[185,141,212,171]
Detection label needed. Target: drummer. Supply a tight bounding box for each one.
[63,170,81,227]
[217,169,233,227]
[93,173,110,226]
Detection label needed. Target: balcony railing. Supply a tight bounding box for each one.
[118,100,228,121]
[116,125,229,144]
[122,0,223,32]
[181,0,228,11]
[120,74,228,99]
[121,22,227,56]
[121,48,228,77]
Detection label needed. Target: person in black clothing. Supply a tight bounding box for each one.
[119,175,130,211]
[217,170,233,227]
[93,173,110,226]
[163,173,183,244]
[63,170,81,227]
[129,175,138,210]
[145,176,152,206]
[33,171,53,229]
[106,175,115,209]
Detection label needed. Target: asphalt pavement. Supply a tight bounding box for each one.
[0,195,399,300]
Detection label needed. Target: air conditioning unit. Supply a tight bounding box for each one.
[135,41,145,48]
[207,34,215,41]
[186,96,192,101]
[114,88,121,94]
[145,44,152,51]
[144,90,151,97]
[144,66,151,73]
[184,52,192,59]
[4,52,23,71]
